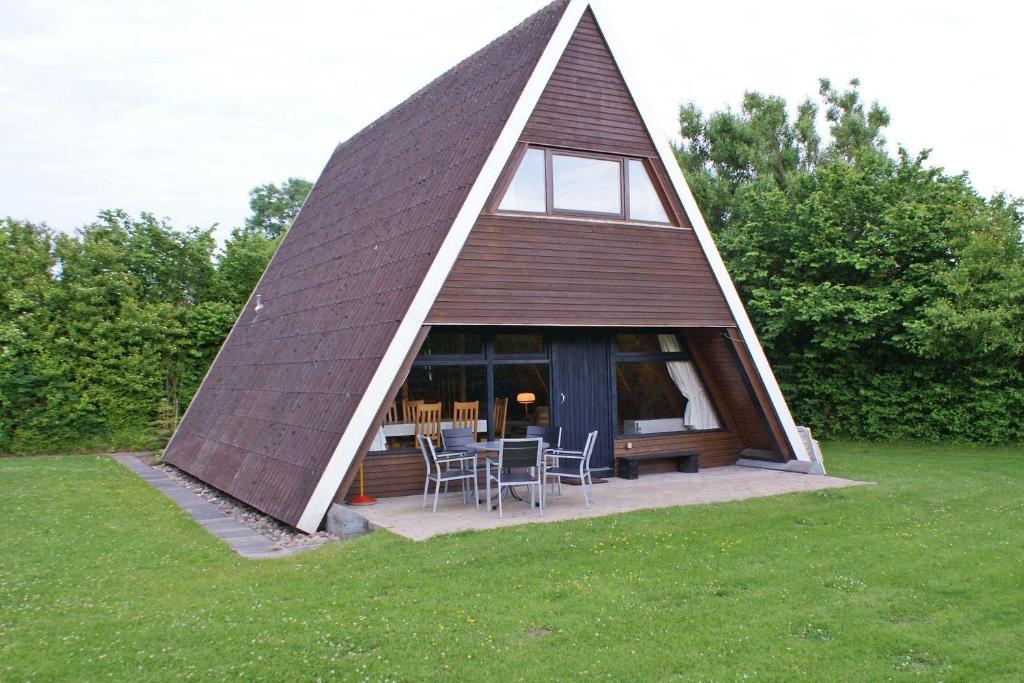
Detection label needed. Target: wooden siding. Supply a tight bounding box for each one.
[427,216,735,326]
[683,328,777,453]
[428,8,731,328]
[614,430,746,473]
[726,332,794,459]
[521,9,655,158]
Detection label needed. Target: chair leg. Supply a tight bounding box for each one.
[473,469,479,510]
[497,484,503,518]
[461,476,468,505]
[433,477,442,513]
[588,472,595,502]
[581,476,590,509]
[486,475,491,512]
[422,476,430,508]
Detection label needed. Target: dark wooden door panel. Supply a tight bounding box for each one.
[550,330,614,471]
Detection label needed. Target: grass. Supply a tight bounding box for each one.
[1,443,1022,681]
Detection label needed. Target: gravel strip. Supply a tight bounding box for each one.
[154,461,335,550]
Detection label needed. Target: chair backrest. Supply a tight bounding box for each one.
[418,434,437,475]
[441,427,474,453]
[414,402,442,446]
[525,425,561,448]
[452,401,479,439]
[402,399,424,423]
[492,397,508,439]
[498,438,543,473]
[581,430,598,470]
[384,401,398,425]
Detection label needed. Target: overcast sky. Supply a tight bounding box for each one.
[1,0,1020,245]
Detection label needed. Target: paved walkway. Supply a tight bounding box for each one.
[111,454,315,559]
[349,466,867,541]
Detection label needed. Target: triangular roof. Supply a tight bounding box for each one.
[165,0,810,533]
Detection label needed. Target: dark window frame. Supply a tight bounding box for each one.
[493,145,676,225]
[369,328,552,454]
[610,330,725,439]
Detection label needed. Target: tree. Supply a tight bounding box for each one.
[0,175,313,453]
[244,177,313,239]
[215,227,281,309]
[676,79,1024,443]
[675,78,888,232]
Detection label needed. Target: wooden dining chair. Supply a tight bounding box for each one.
[452,401,479,440]
[414,402,442,447]
[402,399,424,423]
[492,397,508,439]
[384,400,398,424]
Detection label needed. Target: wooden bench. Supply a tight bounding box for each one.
[616,451,699,480]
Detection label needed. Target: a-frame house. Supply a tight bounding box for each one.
[164,0,821,533]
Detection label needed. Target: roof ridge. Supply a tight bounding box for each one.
[334,0,570,153]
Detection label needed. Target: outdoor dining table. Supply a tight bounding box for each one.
[463,440,549,454]
[462,440,549,507]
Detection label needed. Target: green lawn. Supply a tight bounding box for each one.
[1,444,1022,681]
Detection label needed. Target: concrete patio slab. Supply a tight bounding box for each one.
[347,466,867,541]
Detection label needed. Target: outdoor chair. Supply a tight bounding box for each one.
[419,435,478,513]
[486,438,544,518]
[544,430,598,508]
[492,397,508,439]
[526,425,562,453]
[441,427,476,496]
[414,402,442,447]
[441,427,475,454]
[452,401,479,438]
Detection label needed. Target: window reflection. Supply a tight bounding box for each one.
[418,329,484,357]
[493,333,545,356]
[498,148,546,213]
[373,365,487,452]
[493,363,549,438]
[551,154,621,214]
[627,160,670,223]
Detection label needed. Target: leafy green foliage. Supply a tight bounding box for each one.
[0,179,310,453]
[677,79,1024,443]
[214,227,281,309]
[244,177,313,238]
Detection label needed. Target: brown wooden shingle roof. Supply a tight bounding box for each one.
[163,0,571,527]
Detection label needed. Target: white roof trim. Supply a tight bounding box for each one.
[295,0,592,532]
[298,0,810,530]
[588,0,810,462]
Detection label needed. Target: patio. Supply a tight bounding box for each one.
[345,466,866,541]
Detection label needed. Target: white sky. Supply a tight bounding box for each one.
[1,0,1020,245]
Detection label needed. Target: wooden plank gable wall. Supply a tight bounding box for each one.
[341,10,786,499]
[427,10,734,328]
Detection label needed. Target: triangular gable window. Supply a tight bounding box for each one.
[498,148,546,212]
[497,147,673,224]
[626,160,669,223]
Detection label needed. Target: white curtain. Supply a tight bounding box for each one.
[657,334,720,430]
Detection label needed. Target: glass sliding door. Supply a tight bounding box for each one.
[369,327,550,452]
[492,363,550,438]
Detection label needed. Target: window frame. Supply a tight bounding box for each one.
[610,330,724,439]
[493,145,677,225]
[369,328,552,454]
